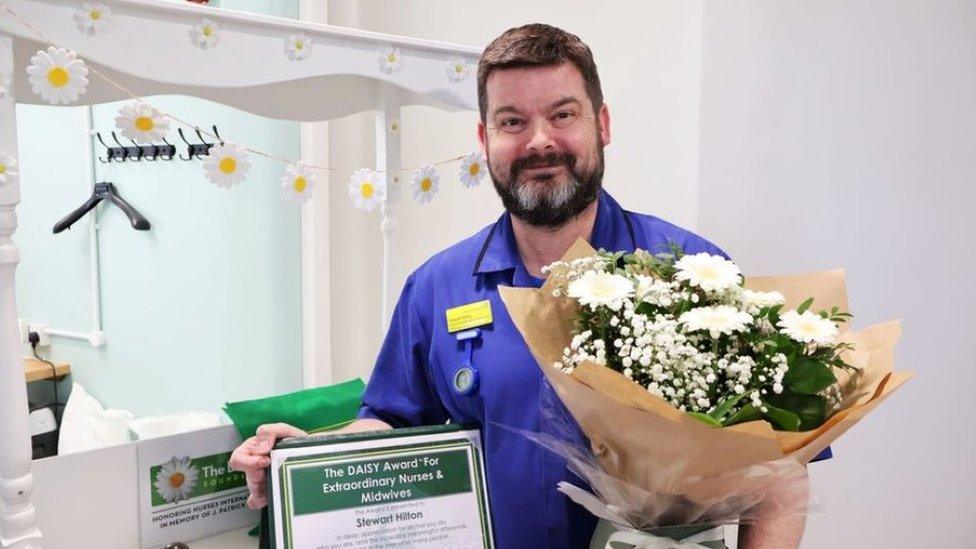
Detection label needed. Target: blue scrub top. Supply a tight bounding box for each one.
[358,191,826,547]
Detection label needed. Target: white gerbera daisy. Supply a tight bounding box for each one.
[635,275,674,307]
[378,47,403,74]
[74,2,112,36]
[114,103,170,143]
[674,252,742,292]
[0,152,18,186]
[348,168,386,211]
[741,289,785,309]
[284,33,312,61]
[777,310,838,346]
[679,305,753,338]
[189,19,220,50]
[567,271,634,311]
[153,456,199,504]
[446,59,470,83]
[203,142,250,188]
[25,47,89,105]
[458,151,487,188]
[388,118,400,133]
[410,165,440,204]
[281,163,315,204]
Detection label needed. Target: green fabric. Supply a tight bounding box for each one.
[222,378,366,439]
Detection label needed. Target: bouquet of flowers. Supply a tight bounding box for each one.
[499,239,912,547]
[545,244,853,432]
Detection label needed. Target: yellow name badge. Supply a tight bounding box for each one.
[445,300,493,333]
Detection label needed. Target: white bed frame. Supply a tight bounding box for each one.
[0,0,480,546]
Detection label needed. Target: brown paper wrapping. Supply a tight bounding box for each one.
[499,239,913,495]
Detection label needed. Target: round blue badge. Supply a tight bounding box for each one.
[452,366,479,396]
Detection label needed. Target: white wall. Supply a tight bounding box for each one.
[325,0,707,385]
[698,1,975,546]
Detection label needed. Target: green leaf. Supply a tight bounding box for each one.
[723,404,763,426]
[709,391,753,421]
[797,297,815,314]
[765,391,827,431]
[785,358,837,394]
[635,301,656,317]
[687,412,723,427]
[761,401,802,431]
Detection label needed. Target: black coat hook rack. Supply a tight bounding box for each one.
[94,131,176,162]
[177,125,223,160]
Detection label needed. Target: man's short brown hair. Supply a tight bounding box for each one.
[477,23,604,123]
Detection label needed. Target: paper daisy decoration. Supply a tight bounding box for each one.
[189,19,220,50]
[458,151,487,188]
[26,47,89,105]
[348,168,386,211]
[114,103,170,143]
[203,142,250,188]
[446,59,471,83]
[0,152,18,186]
[281,163,315,204]
[153,456,199,504]
[74,2,113,36]
[410,165,440,204]
[378,47,403,74]
[284,33,312,61]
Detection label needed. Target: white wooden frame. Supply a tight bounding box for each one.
[0,0,480,545]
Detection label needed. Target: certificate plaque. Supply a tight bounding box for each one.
[269,424,493,549]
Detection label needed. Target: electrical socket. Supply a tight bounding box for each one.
[31,323,50,347]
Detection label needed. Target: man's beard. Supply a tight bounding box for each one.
[488,142,604,228]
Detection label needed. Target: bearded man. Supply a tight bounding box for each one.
[231,23,809,548]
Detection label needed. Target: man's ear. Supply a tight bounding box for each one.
[477,120,487,156]
[598,103,611,146]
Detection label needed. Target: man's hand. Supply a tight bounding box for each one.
[229,419,393,510]
[229,423,307,510]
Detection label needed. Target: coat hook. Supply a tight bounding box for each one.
[126,137,144,162]
[145,141,159,161]
[94,132,111,163]
[192,127,214,158]
[110,132,130,162]
[159,137,176,161]
[177,128,195,160]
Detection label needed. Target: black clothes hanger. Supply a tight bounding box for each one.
[53,182,150,234]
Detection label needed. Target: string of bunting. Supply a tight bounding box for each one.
[0,2,489,209]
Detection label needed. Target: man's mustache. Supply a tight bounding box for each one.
[510,152,575,178]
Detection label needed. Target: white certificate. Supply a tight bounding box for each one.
[269,425,493,549]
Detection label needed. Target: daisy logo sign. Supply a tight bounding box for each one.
[152,456,200,504]
[138,425,258,547]
[150,453,243,506]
